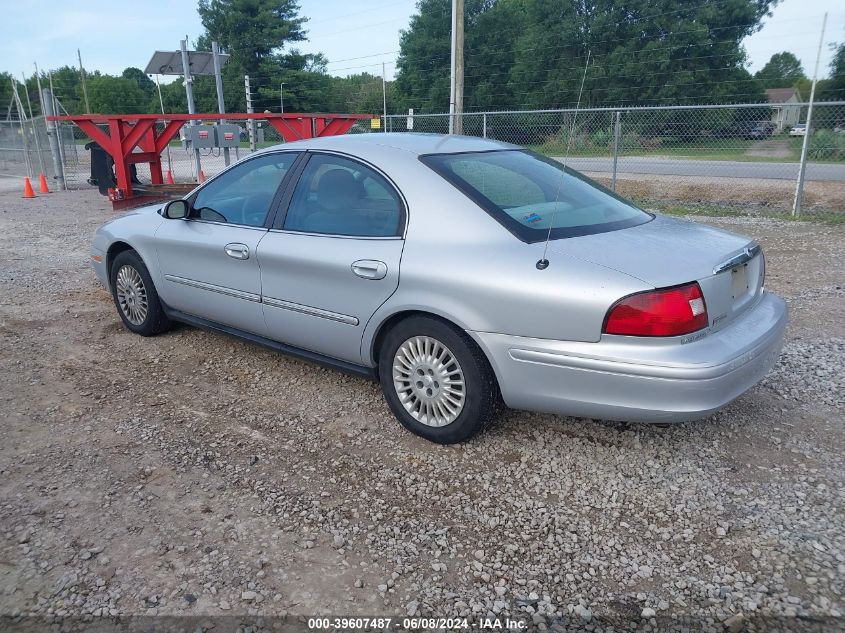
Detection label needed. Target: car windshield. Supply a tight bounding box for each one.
[421,149,652,242]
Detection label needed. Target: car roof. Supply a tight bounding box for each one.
[262,132,520,157]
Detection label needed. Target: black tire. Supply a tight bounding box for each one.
[109,250,170,337]
[378,315,500,444]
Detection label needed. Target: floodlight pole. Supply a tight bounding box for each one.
[211,41,230,166]
[180,39,202,177]
[154,74,174,176]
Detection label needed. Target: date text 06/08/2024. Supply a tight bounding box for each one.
[307,616,528,630]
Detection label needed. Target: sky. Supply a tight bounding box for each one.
[1,0,843,87]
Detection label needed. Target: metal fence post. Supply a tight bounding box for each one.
[41,89,65,190]
[611,111,621,192]
[793,13,827,217]
[244,75,257,153]
[483,113,487,139]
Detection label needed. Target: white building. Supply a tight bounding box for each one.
[765,88,803,133]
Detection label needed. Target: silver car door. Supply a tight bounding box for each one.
[154,152,301,335]
[258,152,405,364]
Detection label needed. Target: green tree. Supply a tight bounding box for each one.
[396,0,776,111]
[1,72,16,115]
[754,51,807,88]
[820,40,844,101]
[39,66,84,114]
[197,0,307,78]
[86,74,149,113]
[393,0,452,113]
[121,67,157,100]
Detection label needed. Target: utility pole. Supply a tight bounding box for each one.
[180,39,202,178]
[35,63,64,189]
[41,87,66,190]
[793,12,827,218]
[48,71,68,181]
[280,82,285,114]
[382,62,388,132]
[244,75,257,152]
[449,0,464,135]
[77,49,91,114]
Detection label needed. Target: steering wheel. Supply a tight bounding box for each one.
[239,196,267,227]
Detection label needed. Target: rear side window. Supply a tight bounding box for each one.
[421,150,651,242]
[283,154,403,237]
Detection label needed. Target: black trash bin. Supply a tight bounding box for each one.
[85,141,141,195]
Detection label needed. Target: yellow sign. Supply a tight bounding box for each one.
[370,118,381,130]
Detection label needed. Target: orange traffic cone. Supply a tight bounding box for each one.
[166,170,174,185]
[23,177,36,198]
[38,173,50,193]
[198,170,206,183]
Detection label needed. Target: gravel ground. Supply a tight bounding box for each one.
[0,190,843,632]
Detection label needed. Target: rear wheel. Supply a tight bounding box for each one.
[109,250,170,336]
[378,316,500,444]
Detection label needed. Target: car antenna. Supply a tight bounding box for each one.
[536,50,591,271]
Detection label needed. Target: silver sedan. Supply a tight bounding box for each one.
[91,133,787,443]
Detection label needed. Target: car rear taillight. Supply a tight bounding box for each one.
[603,282,708,337]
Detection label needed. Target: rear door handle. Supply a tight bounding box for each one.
[351,259,387,280]
[225,243,249,260]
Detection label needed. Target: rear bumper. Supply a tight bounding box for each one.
[470,292,787,422]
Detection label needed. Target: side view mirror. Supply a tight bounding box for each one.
[163,199,189,219]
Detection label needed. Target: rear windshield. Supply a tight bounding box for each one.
[420,149,652,242]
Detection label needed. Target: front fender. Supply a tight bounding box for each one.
[93,207,165,289]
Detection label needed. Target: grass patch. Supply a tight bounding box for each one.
[529,135,845,164]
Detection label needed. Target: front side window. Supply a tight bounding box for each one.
[283,154,402,237]
[191,153,298,227]
[420,150,652,242]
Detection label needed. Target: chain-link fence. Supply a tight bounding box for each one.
[0,116,60,184]
[8,101,844,211]
[371,102,845,212]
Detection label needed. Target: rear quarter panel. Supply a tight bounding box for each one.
[358,150,650,363]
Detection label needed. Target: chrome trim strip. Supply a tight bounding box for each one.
[266,229,402,241]
[262,296,359,326]
[713,243,762,275]
[164,274,262,303]
[188,219,268,231]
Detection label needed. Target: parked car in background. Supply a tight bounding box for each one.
[659,122,700,142]
[790,123,808,136]
[743,121,776,140]
[90,134,787,444]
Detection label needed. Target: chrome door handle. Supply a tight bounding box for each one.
[224,243,249,260]
[351,259,388,280]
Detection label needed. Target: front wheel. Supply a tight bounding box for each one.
[378,316,500,444]
[109,250,170,337]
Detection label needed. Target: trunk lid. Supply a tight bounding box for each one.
[548,214,765,332]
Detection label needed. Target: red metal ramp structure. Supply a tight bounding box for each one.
[49,112,375,209]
